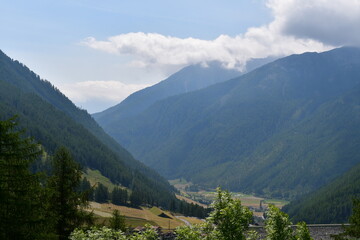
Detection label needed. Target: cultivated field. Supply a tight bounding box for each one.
[87,202,203,229]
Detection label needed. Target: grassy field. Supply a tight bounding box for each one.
[87,202,202,229]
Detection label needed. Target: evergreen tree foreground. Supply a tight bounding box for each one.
[0,117,46,240]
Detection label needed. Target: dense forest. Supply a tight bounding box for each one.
[283,162,360,223]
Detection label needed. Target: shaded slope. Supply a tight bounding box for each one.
[283,162,360,223]
[0,50,162,180]
[0,50,176,208]
[107,47,360,198]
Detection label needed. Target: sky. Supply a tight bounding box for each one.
[1,0,360,113]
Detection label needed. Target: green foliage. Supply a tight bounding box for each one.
[346,198,360,238]
[0,117,47,240]
[175,224,204,240]
[246,230,260,240]
[175,223,219,240]
[207,187,253,240]
[129,225,158,240]
[69,227,126,240]
[295,222,313,240]
[334,198,360,239]
[109,210,127,232]
[265,205,293,240]
[47,147,93,240]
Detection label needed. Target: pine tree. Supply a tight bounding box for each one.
[109,209,127,232]
[130,189,143,207]
[0,117,45,240]
[47,147,93,240]
[94,182,109,203]
[335,198,360,239]
[112,187,127,205]
[78,177,94,201]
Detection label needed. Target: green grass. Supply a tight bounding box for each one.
[264,199,289,208]
[93,216,157,228]
[149,207,163,215]
[84,168,117,191]
[169,178,188,185]
[125,217,157,228]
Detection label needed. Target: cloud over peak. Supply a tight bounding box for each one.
[83,31,328,71]
[83,0,360,71]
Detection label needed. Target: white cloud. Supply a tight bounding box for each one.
[81,0,360,71]
[59,80,150,105]
[267,0,360,46]
[83,31,330,72]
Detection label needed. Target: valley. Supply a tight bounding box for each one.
[169,178,288,219]
[2,1,360,239]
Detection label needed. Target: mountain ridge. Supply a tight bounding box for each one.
[98,47,360,199]
[93,58,276,126]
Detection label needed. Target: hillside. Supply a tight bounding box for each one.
[283,162,360,223]
[93,58,275,127]
[101,47,360,199]
[0,49,176,208]
[93,62,241,125]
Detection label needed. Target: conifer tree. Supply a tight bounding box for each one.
[47,147,93,240]
[94,182,109,203]
[109,209,127,232]
[335,198,360,239]
[112,187,127,205]
[0,117,45,240]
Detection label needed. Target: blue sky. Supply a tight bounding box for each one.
[1,0,359,112]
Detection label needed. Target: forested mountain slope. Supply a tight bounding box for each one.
[0,50,163,180]
[105,47,360,199]
[0,50,176,208]
[283,162,360,223]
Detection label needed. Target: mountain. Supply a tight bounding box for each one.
[0,49,177,208]
[283,162,360,223]
[93,62,241,125]
[93,58,275,126]
[99,47,360,199]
